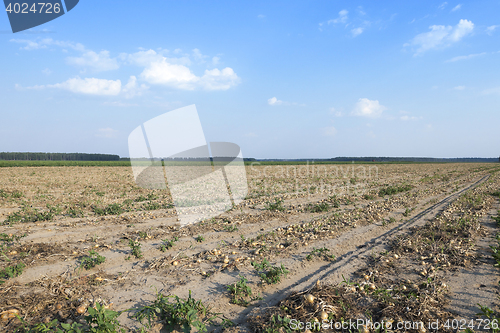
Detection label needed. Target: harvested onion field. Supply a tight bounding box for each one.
[1,163,500,332]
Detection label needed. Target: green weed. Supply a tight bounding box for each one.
[93,203,124,216]
[160,237,179,252]
[305,247,335,261]
[133,290,231,332]
[265,198,285,212]
[4,208,54,224]
[308,202,330,213]
[378,184,413,196]
[128,239,143,259]
[0,262,25,284]
[251,258,289,284]
[223,225,238,232]
[79,250,106,270]
[227,275,261,306]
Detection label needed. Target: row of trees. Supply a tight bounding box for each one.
[0,152,120,161]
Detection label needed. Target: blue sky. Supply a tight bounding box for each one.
[1,0,499,159]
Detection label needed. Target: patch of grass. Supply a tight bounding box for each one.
[0,232,26,261]
[261,314,294,333]
[142,201,161,210]
[328,195,341,208]
[265,198,285,212]
[223,225,238,232]
[11,191,23,198]
[378,184,413,196]
[79,250,106,270]
[251,258,289,284]
[4,208,54,224]
[227,275,261,306]
[403,208,412,217]
[305,247,335,261]
[363,194,375,200]
[133,290,231,332]
[85,302,125,333]
[160,236,179,252]
[67,206,85,218]
[128,239,143,259]
[0,262,25,284]
[308,202,330,213]
[93,203,124,216]
[196,235,205,243]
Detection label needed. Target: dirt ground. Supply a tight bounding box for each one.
[1,163,499,332]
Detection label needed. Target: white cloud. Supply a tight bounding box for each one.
[192,48,208,63]
[121,49,164,66]
[96,128,118,138]
[406,19,474,55]
[212,56,220,65]
[352,98,387,118]
[438,2,448,9]
[454,85,465,90]
[122,49,191,66]
[449,19,473,41]
[122,76,149,98]
[328,10,348,24]
[267,97,305,106]
[445,52,487,62]
[10,38,85,51]
[66,50,119,72]
[140,59,199,90]
[482,87,500,95]
[400,115,420,121]
[487,25,499,35]
[330,107,342,117]
[351,27,364,37]
[268,97,283,106]
[200,67,240,90]
[49,77,121,95]
[257,14,265,19]
[451,4,462,11]
[140,58,239,91]
[42,68,52,75]
[103,101,139,107]
[321,126,337,137]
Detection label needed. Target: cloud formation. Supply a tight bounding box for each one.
[352,98,386,118]
[66,50,119,72]
[268,97,283,106]
[10,38,85,51]
[321,126,337,137]
[11,39,240,93]
[96,128,118,138]
[328,10,348,24]
[49,77,122,95]
[406,19,474,55]
[351,27,364,37]
[445,52,487,62]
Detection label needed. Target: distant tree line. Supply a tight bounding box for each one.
[0,152,120,161]
[255,157,499,163]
